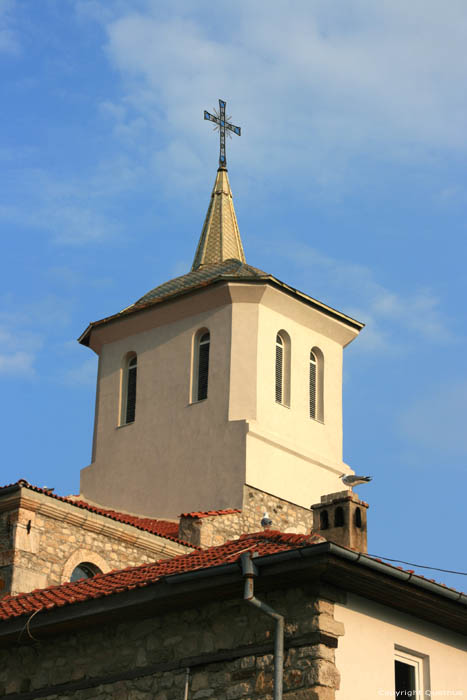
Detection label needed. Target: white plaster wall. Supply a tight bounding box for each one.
[81,294,247,518]
[245,428,345,509]
[244,287,355,505]
[335,593,467,698]
[81,281,359,518]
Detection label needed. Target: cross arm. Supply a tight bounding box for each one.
[204,111,220,125]
[225,122,241,136]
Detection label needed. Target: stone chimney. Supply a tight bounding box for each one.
[311,490,369,553]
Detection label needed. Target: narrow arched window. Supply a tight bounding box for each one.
[275,331,291,406]
[309,350,317,419]
[122,353,137,424]
[320,510,329,530]
[355,507,362,529]
[309,346,324,421]
[275,334,284,404]
[197,331,210,401]
[334,507,345,527]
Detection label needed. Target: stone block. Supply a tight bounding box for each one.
[226,681,253,699]
[306,660,340,689]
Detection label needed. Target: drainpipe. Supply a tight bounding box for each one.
[183,667,190,700]
[240,552,284,700]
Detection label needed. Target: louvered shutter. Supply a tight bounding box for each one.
[275,336,283,404]
[197,334,210,401]
[309,352,316,419]
[126,358,137,423]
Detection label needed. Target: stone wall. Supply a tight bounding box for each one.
[0,585,344,699]
[0,490,190,597]
[0,511,13,597]
[179,485,314,547]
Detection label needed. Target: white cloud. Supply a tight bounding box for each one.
[0,0,19,55]
[0,322,42,378]
[398,380,467,459]
[61,357,97,387]
[0,351,35,377]
[276,242,451,352]
[86,0,467,192]
[0,294,73,379]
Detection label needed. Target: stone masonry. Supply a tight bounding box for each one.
[0,487,191,597]
[179,485,314,547]
[0,585,344,699]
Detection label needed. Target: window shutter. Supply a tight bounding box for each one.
[309,352,316,419]
[197,334,210,401]
[275,336,283,404]
[126,359,137,423]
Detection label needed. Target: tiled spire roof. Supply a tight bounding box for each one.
[191,167,246,271]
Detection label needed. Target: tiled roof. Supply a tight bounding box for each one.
[0,480,193,548]
[0,531,325,621]
[135,258,269,306]
[78,256,363,347]
[180,508,242,519]
[191,167,246,270]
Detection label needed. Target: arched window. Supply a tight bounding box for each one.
[193,330,210,402]
[320,510,329,530]
[275,331,290,406]
[334,507,345,527]
[355,507,362,529]
[121,353,137,425]
[309,346,324,421]
[70,562,101,582]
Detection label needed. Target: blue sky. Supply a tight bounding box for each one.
[1,1,466,589]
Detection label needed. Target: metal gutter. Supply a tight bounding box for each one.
[0,542,465,644]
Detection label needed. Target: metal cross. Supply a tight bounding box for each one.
[204,99,241,168]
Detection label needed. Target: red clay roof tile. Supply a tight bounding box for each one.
[180,508,242,518]
[0,480,194,548]
[0,530,325,621]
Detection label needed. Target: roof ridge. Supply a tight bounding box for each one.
[0,480,195,549]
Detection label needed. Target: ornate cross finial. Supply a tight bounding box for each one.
[204,99,241,168]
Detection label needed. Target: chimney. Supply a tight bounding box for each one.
[311,490,369,553]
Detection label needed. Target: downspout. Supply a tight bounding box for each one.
[240,552,284,700]
[183,667,190,700]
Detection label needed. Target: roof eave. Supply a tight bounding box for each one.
[78,275,364,348]
[0,542,465,646]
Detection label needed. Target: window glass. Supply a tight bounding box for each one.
[125,355,137,423]
[70,562,101,582]
[275,334,283,404]
[197,332,210,401]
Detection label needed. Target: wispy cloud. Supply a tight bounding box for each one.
[0,295,72,379]
[398,379,467,459]
[276,242,451,352]
[0,0,20,55]
[0,319,42,378]
[60,357,97,387]
[91,0,467,192]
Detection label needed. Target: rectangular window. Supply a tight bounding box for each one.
[394,647,429,696]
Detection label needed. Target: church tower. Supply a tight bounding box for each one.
[79,101,363,519]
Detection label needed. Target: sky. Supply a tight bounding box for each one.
[1,0,466,590]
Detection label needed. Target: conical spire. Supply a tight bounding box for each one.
[192,167,246,271]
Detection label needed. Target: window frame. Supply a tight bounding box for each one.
[119,352,137,426]
[275,330,291,408]
[191,329,211,403]
[394,646,430,697]
[70,562,102,583]
[309,346,324,422]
